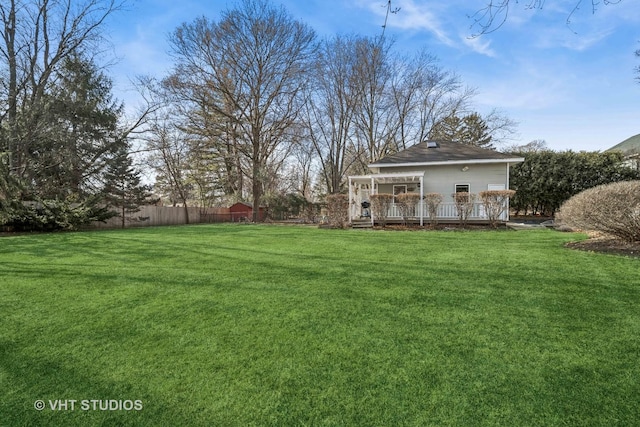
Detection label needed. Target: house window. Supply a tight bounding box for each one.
[455,184,470,194]
[393,185,407,203]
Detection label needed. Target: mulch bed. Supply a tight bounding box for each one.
[375,224,640,258]
[565,236,640,258]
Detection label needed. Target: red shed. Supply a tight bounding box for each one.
[229,202,266,222]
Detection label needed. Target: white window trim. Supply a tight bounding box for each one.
[393,185,407,203]
[454,183,470,193]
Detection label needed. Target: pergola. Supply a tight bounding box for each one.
[348,171,426,226]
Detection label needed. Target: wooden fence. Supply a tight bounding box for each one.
[90,206,232,229]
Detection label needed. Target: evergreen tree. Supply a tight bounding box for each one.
[103,145,152,228]
[1,52,128,231]
[0,0,120,200]
[430,113,463,142]
[38,54,124,199]
[430,111,493,149]
[461,113,493,149]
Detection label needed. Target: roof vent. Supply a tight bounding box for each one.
[426,141,439,148]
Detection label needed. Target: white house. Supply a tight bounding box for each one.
[606,133,640,171]
[348,141,525,225]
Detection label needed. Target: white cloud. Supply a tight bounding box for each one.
[476,80,565,111]
[461,35,497,57]
[104,0,639,153]
[467,58,575,111]
[353,0,505,57]
[356,0,455,46]
[533,26,615,51]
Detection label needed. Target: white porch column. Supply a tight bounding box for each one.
[419,175,424,226]
[505,163,511,221]
[348,177,353,223]
[370,176,375,226]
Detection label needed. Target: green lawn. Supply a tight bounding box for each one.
[1,224,639,426]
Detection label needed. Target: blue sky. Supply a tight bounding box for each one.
[107,0,640,151]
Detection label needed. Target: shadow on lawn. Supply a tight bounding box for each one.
[0,339,177,426]
[0,234,171,262]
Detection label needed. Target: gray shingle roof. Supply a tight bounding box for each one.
[606,133,640,154]
[370,141,522,166]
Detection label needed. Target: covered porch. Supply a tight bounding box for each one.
[349,171,426,226]
[348,172,499,226]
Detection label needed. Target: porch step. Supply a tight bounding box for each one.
[351,219,373,229]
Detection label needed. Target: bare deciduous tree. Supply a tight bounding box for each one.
[470,0,622,35]
[483,109,519,147]
[145,116,193,223]
[166,0,316,221]
[0,0,123,184]
[284,132,317,201]
[391,49,474,151]
[303,35,361,195]
[307,35,475,188]
[159,74,247,203]
[353,37,397,168]
[503,139,548,154]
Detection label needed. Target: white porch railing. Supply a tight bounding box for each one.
[383,202,504,221]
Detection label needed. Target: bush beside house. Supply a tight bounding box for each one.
[556,180,640,242]
[326,194,349,228]
[370,194,394,227]
[479,190,516,228]
[424,193,443,226]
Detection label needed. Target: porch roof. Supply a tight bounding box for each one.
[349,171,425,184]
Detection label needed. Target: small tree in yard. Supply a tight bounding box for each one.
[424,193,443,226]
[453,192,476,228]
[396,193,422,226]
[556,181,640,242]
[326,194,349,228]
[479,190,516,228]
[370,194,394,227]
[103,146,153,228]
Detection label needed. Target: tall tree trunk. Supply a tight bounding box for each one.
[121,191,126,229]
[4,0,18,176]
[252,159,262,222]
[183,203,190,224]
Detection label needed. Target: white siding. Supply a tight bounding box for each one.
[376,163,508,201]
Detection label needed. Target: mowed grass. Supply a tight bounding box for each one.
[1,224,639,426]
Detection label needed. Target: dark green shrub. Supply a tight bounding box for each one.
[509,150,640,216]
[0,197,115,232]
